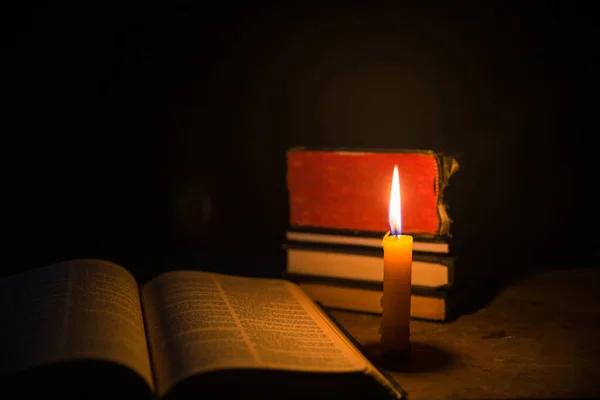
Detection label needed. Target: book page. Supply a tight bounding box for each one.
[0,259,153,390]
[142,270,367,397]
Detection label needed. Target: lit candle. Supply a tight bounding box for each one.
[380,165,413,351]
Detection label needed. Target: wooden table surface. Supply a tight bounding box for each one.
[329,267,600,399]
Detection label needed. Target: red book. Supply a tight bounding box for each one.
[286,148,459,238]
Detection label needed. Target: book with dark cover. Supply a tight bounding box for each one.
[284,241,455,288]
[286,147,459,238]
[285,273,466,322]
[286,226,451,254]
[0,259,405,400]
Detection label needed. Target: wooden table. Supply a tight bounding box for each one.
[330,267,600,399]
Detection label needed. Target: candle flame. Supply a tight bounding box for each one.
[389,165,401,237]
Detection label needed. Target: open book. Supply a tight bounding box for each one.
[0,259,404,400]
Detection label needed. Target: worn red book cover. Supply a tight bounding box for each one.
[286,148,458,237]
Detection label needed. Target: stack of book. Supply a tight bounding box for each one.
[284,147,466,322]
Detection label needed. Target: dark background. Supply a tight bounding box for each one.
[4,2,594,282]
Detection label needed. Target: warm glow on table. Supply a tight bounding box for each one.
[380,165,413,351]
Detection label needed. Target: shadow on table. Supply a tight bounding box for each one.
[455,275,509,318]
[445,249,543,321]
[361,341,457,373]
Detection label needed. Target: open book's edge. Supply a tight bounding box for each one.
[316,304,407,399]
[285,281,406,399]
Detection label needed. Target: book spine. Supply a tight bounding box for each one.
[286,226,451,242]
[285,229,451,254]
[282,240,454,262]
